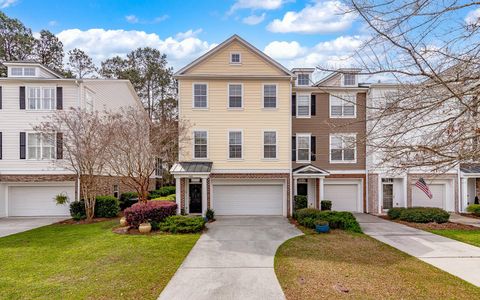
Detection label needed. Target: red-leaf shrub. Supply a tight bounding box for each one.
[124,201,177,228]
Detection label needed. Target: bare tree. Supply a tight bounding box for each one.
[36,109,116,221]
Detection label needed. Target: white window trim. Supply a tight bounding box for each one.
[10,67,37,77]
[262,129,278,160]
[26,85,57,111]
[341,73,357,86]
[296,73,310,86]
[296,93,311,118]
[192,130,209,159]
[262,83,278,109]
[296,133,311,163]
[229,52,242,64]
[227,83,244,109]
[227,129,243,160]
[329,93,357,118]
[329,133,357,164]
[192,82,209,109]
[26,131,56,161]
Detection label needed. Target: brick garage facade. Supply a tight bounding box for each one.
[367,173,379,214]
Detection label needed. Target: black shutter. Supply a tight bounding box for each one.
[292,136,296,161]
[56,132,63,159]
[0,86,2,109]
[19,132,26,159]
[0,132,2,159]
[19,86,25,109]
[292,94,296,116]
[311,94,316,116]
[56,86,63,110]
[311,136,316,161]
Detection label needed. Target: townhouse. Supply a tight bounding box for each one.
[0,61,141,217]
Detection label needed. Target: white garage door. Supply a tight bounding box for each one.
[412,184,445,209]
[324,183,360,212]
[8,185,74,216]
[213,184,283,215]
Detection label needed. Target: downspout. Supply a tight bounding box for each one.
[457,164,462,212]
[365,169,369,214]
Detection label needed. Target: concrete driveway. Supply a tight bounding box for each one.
[356,213,480,287]
[158,216,302,300]
[0,217,67,238]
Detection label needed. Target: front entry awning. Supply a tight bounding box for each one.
[293,164,330,177]
[170,161,212,177]
[460,163,480,177]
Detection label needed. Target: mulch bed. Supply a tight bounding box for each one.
[379,216,480,231]
[459,213,480,220]
[57,217,118,225]
[112,226,170,235]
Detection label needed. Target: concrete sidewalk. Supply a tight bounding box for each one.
[158,216,302,300]
[356,213,480,287]
[450,213,480,228]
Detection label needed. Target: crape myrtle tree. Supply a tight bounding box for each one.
[325,0,480,172]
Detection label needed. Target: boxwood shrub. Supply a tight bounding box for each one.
[124,201,177,228]
[398,207,450,223]
[294,195,308,211]
[149,186,176,198]
[467,204,480,216]
[151,194,176,201]
[69,195,120,219]
[387,207,406,219]
[69,200,86,220]
[119,192,138,210]
[159,216,206,233]
[294,208,362,233]
[321,200,332,211]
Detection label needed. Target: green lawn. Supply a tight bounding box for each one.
[275,229,480,299]
[0,220,200,299]
[429,229,480,248]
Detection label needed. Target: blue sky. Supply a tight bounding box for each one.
[1,0,478,74]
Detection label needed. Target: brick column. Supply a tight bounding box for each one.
[180,178,186,213]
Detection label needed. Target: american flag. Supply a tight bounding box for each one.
[415,177,433,199]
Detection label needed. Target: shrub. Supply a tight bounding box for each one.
[314,219,329,226]
[294,208,362,233]
[206,209,215,221]
[159,216,206,233]
[294,195,308,211]
[95,196,120,218]
[321,200,332,211]
[467,204,480,216]
[70,200,86,220]
[151,194,176,201]
[387,207,406,219]
[149,186,176,198]
[119,192,138,210]
[124,201,177,228]
[398,207,450,223]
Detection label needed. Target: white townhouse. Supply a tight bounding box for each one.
[0,61,140,217]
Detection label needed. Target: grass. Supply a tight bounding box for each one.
[0,220,200,299]
[275,229,480,299]
[429,229,480,248]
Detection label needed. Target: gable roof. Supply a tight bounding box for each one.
[2,61,64,78]
[293,164,330,176]
[315,68,361,86]
[174,34,294,77]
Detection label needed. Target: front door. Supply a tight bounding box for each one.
[189,184,202,213]
[382,183,394,210]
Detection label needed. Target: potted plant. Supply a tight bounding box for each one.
[119,217,128,227]
[315,219,330,233]
[138,222,152,233]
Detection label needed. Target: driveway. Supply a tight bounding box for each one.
[158,216,302,300]
[356,213,480,287]
[0,217,67,238]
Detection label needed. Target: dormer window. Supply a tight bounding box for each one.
[230,53,241,64]
[343,73,356,86]
[11,67,23,76]
[24,67,36,76]
[9,67,36,77]
[297,74,310,86]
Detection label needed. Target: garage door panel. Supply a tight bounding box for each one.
[213,184,283,215]
[8,185,74,216]
[412,184,444,208]
[324,183,359,212]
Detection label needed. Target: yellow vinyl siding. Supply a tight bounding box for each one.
[179,79,290,170]
[187,40,285,76]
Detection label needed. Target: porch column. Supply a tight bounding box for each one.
[201,177,207,217]
[175,177,181,214]
[320,178,324,200]
[461,177,469,212]
[293,177,298,196]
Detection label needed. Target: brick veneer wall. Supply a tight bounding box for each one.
[367,173,379,214]
[476,178,480,199]
[180,178,186,212]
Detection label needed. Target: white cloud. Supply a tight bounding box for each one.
[153,15,169,23]
[0,0,17,8]
[125,15,139,24]
[175,28,203,40]
[57,28,216,70]
[267,0,356,34]
[48,20,58,27]
[264,41,305,59]
[125,14,169,24]
[465,8,480,25]
[229,0,287,14]
[242,13,266,25]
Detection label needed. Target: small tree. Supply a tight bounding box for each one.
[67,48,97,78]
[36,108,115,222]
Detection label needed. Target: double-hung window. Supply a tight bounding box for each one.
[296,134,311,162]
[228,84,242,108]
[228,131,242,159]
[330,94,356,117]
[24,67,36,76]
[193,83,207,108]
[297,74,310,86]
[263,131,277,159]
[263,84,277,108]
[193,131,208,159]
[330,134,356,163]
[296,94,310,117]
[230,53,241,64]
[27,133,55,160]
[28,87,55,110]
[343,73,356,86]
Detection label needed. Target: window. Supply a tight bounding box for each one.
[296,134,311,162]
[155,158,162,177]
[11,67,23,76]
[113,185,119,199]
[330,94,356,117]
[228,131,242,159]
[296,94,310,117]
[297,74,310,86]
[10,67,36,77]
[193,83,207,108]
[343,73,356,86]
[27,87,55,110]
[27,133,55,160]
[230,53,241,64]
[330,134,356,162]
[24,67,36,76]
[228,84,242,108]
[263,131,277,159]
[263,84,277,108]
[193,131,208,158]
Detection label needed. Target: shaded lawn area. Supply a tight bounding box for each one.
[429,229,480,248]
[0,220,200,299]
[275,229,480,300]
